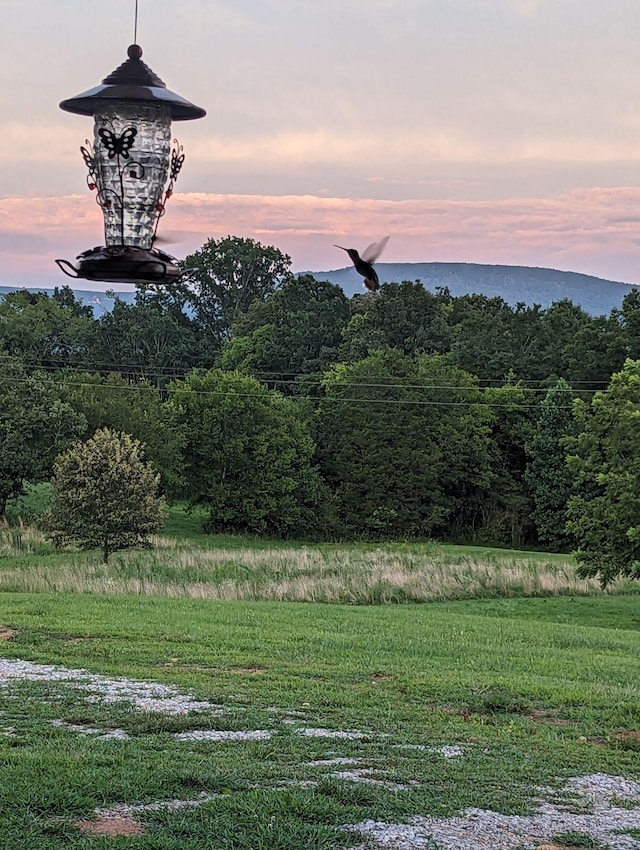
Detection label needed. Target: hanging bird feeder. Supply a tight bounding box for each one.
[56,44,205,284]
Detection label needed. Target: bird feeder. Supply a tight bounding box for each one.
[56,44,205,284]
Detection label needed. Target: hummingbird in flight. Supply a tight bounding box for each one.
[334,236,389,293]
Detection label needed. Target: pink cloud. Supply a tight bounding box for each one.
[2,187,640,286]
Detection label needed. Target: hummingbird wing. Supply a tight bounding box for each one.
[360,235,390,264]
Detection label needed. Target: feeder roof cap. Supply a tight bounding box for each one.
[59,45,206,121]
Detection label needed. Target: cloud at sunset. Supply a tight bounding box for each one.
[3,1,640,289]
[2,187,640,287]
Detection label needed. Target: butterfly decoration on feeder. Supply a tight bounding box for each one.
[98,127,138,159]
[334,236,390,293]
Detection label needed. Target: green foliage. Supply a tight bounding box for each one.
[86,292,199,378]
[5,231,640,552]
[0,354,85,515]
[4,483,55,525]
[0,287,94,368]
[447,294,518,381]
[46,428,164,562]
[478,381,536,546]
[538,299,592,378]
[59,371,184,497]
[525,379,577,548]
[567,359,640,586]
[338,281,451,360]
[179,236,292,349]
[222,275,351,387]
[315,350,492,538]
[168,370,328,537]
[621,287,640,360]
[562,312,628,388]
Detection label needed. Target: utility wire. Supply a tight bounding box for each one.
[0,374,578,410]
[14,361,605,393]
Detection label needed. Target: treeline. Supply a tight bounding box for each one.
[3,236,640,563]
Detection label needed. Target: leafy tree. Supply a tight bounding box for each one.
[0,354,85,516]
[524,379,576,548]
[562,313,627,389]
[479,380,536,546]
[566,359,640,585]
[620,288,640,360]
[179,236,292,351]
[221,275,351,389]
[339,281,451,361]
[508,302,547,380]
[86,294,199,380]
[447,294,518,381]
[59,372,184,497]
[314,350,492,538]
[46,428,164,562]
[167,369,327,536]
[0,287,94,368]
[537,299,591,379]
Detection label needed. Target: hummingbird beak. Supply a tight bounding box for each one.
[334,245,348,252]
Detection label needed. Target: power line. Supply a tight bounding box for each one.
[0,374,577,410]
[15,361,604,394]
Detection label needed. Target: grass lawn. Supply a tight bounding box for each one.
[0,588,639,849]
[0,501,638,848]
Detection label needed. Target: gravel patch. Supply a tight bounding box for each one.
[51,719,130,740]
[332,769,419,792]
[95,791,223,820]
[297,727,368,739]
[0,658,215,714]
[347,774,640,850]
[175,729,272,742]
[305,758,361,767]
[395,744,469,759]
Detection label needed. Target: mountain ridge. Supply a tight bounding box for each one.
[307,262,638,315]
[1,262,637,316]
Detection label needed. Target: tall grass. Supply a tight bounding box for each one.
[0,527,614,602]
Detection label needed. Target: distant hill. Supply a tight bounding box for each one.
[310,262,639,315]
[0,286,136,316]
[1,262,638,316]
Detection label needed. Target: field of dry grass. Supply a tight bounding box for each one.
[0,525,618,603]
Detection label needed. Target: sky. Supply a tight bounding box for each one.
[3,0,640,289]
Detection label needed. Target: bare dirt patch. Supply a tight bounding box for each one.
[529,709,573,728]
[228,666,267,675]
[74,816,145,837]
[617,730,640,742]
[0,628,17,641]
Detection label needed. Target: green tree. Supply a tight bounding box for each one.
[446,294,518,382]
[537,299,591,379]
[46,428,164,562]
[59,372,184,497]
[179,236,292,351]
[221,275,351,389]
[339,281,451,361]
[525,378,576,549]
[0,287,94,368]
[86,294,199,380]
[167,370,327,536]
[566,359,640,585]
[620,288,640,360]
[314,350,492,538]
[562,312,627,388]
[0,354,85,515]
[479,381,536,546]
